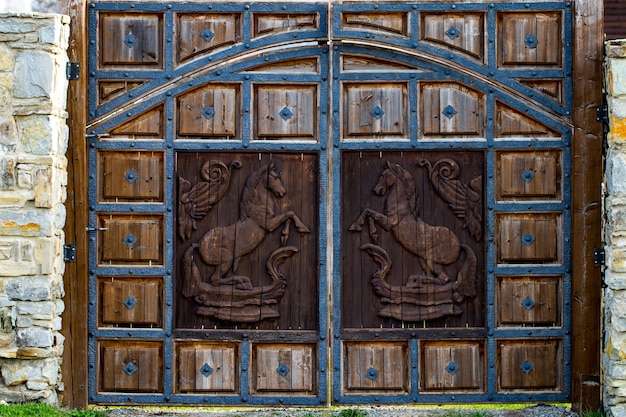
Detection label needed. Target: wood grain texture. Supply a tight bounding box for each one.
[420,341,485,392]
[176,342,238,393]
[343,342,409,394]
[99,341,163,393]
[99,13,163,68]
[251,343,316,394]
[496,276,561,326]
[497,339,562,392]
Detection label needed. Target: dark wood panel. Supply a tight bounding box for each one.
[175,153,319,331]
[420,341,485,392]
[247,58,320,74]
[98,151,164,202]
[251,343,316,394]
[497,12,561,67]
[175,13,242,65]
[99,341,163,393]
[518,79,564,105]
[99,278,162,327]
[98,13,163,68]
[98,215,164,266]
[494,102,560,138]
[496,276,561,327]
[341,151,485,329]
[495,151,561,201]
[97,80,146,106]
[177,85,240,139]
[176,342,238,393]
[343,341,409,394]
[420,82,485,137]
[497,339,562,392]
[496,213,560,264]
[420,13,485,61]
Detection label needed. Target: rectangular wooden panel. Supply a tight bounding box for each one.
[99,278,162,327]
[420,341,485,392]
[176,342,238,393]
[250,344,316,394]
[497,339,562,392]
[341,12,409,37]
[99,13,163,68]
[252,13,318,37]
[496,276,561,326]
[98,151,164,202]
[497,12,562,67]
[343,83,408,139]
[496,151,561,201]
[420,82,485,137]
[496,213,561,264]
[343,342,409,394]
[99,341,163,393]
[98,215,164,266]
[177,85,240,138]
[420,13,485,61]
[176,13,242,65]
[254,85,317,140]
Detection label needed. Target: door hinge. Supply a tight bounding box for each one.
[593,247,606,267]
[64,244,77,263]
[596,104,609,124]
[66,62,80,80]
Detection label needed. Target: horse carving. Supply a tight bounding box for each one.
[350,161,478,302]
[182,162,310,297]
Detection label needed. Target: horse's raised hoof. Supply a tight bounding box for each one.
[348,223,362,232]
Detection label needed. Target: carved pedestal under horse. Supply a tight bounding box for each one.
[183,162,310,295]
[350,161,477,299]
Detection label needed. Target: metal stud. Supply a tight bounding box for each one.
[276,363,290,377]
[445,26,461,40]
[445,361,460,375]
[371,105,385,120]
[123,296,137,310]
[200,363,214,377]
[124,33,137,48]
[521,296,536,311]
[200,28,215,42]
[279,107,294,121]
[522,232,535,247]
[366,367,379,381]
[442,105,457,119]
[520,360,534,375]
[525,34,538,49]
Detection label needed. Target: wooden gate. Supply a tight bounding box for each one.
[71,0,602,408]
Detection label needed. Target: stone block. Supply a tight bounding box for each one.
[608,152,626,195]
[17,115,52,155]
[36,238,54,275]
[13,51,54,99]
[16,327,53,348]
[17,346,59,359]
[0,333,14,349]
[0,43,14,72]
[16,301,54,320]
[5,276,51,301]
[16,164,33,189]
[0,209,52,237]
[0,116,17,153]
[0,307,14,333]
[34,167,52,208]
[607,271,626,290]
[609,248,626,273]
[0,18,36,34]
[0,157,15,191]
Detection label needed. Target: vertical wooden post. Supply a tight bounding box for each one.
[571,0,603,412]
[61,0,89,409]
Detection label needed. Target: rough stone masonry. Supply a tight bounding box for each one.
[0,12,69,403]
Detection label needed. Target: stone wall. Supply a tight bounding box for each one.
[0,13,69,403]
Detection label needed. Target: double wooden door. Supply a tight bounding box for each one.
[84,0,579,406]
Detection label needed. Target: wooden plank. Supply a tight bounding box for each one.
[497,12,561,67]
[496,151,561,201]
[253,13,318,37]
[420,83,485,137]
[99,151,164,202]
[420,13,485,61]
[254,85,317,139]
[251,344,315,394]
[571,0,603,411]
[421,341,485,392]
[341,12,409,37]
[176,13,242,64]
[498,340,562,391]
[343,83,407,138]
[344,342,408,394]
[177,85,239,138]
[496,276,561,326]
[110,105,164,138]
[99,215,164,265]
[99,342,163,392]
[496,214,560,263]
[100,279,162,326]
[60,0,89,408]
[99,13,163,68]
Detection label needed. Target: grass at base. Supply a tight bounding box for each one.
[0,403,106,417]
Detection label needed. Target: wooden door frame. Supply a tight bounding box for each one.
[60,0,603,411]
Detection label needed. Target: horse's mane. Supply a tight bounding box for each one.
[239,163,272,221]
[389,163,417,216]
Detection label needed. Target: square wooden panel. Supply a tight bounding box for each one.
[420,13,486,61]
[497,339,563,392]
[497,12,562,67]
[175,342,239,393]
[254,85,317,140]
[420,82,485,138]
[495,151,561,201]
[250,343,316,395]
[343,342,409,395]
[342,83,408,139]
[99,278,163,328]
[177,85,240,139]
[98,13,163,69]
[98,151,164,203]
[175,13,242,65]
[420,341,486,393]
[496,276,562,327]
[98,214,164,266]
[495,213,561,264]
[98,341,163,393]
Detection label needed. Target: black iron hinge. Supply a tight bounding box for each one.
[596,104,609,124]
[66,62,80,80]
[64,244,77,263]
[594,248,606,267]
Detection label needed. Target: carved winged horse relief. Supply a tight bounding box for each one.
[180,161,310,322]
[349,161,479,321]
